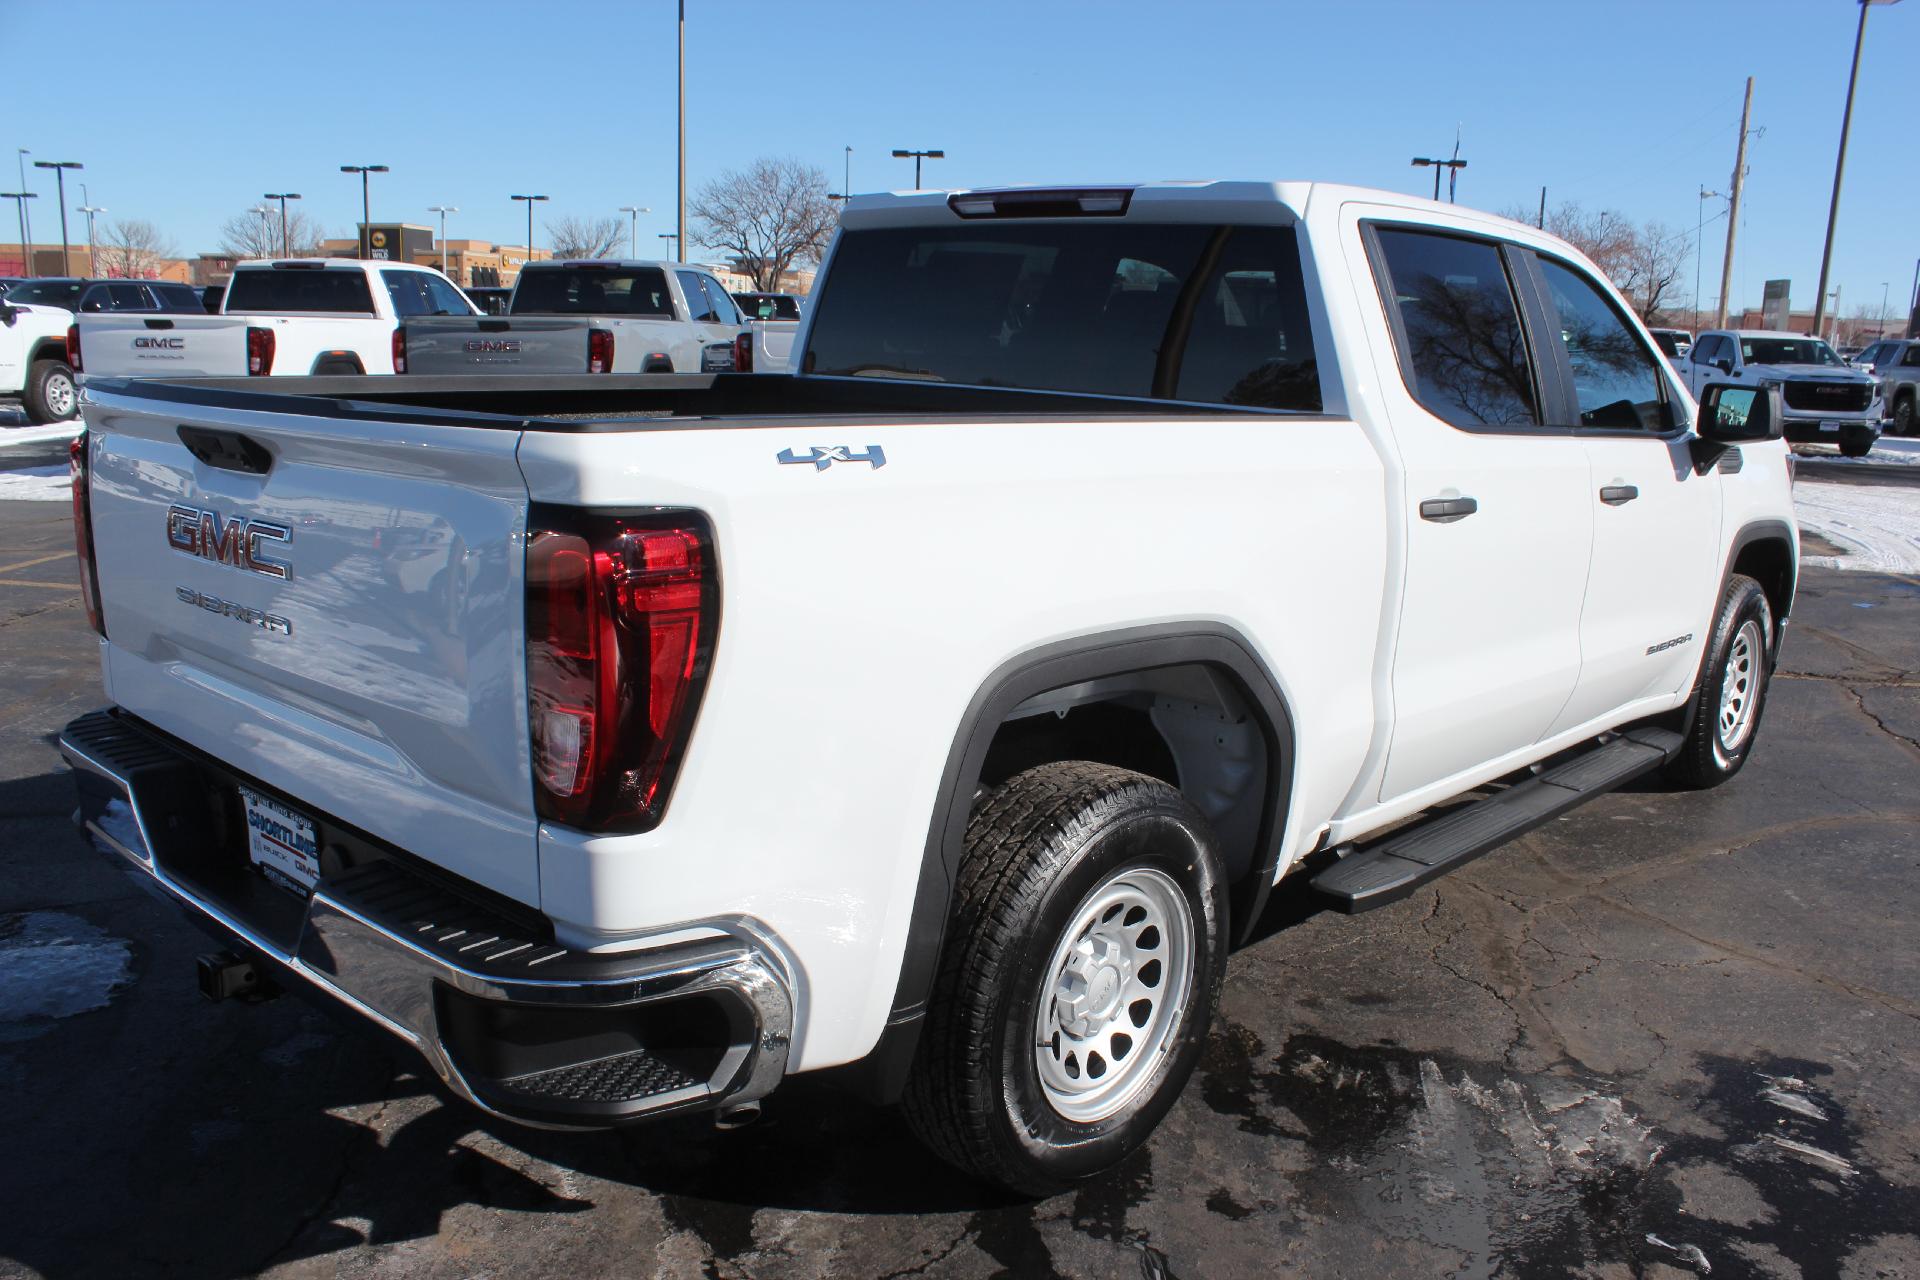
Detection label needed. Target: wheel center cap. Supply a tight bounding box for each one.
[1087,966,1121,1018]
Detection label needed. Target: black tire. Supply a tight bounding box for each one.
[1893,393,1915,438]
[23,359,78,424]
[1665,574,1774,789]
[1838,426,1876,458]
[902,761,1227,1197]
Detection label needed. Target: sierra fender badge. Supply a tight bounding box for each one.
[777,445,886,471]
[1645,633,1693,656]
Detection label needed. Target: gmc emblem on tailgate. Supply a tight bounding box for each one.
[132,336,186,350]
[464,339,521,353]
[166,504,292,580]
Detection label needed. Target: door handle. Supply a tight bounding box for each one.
[1599,485,1640,506]
[1418,496,1478,523]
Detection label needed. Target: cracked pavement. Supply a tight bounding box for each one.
[1,495,1917,1279]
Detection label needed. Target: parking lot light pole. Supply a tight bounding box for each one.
[14,149,32,276]
[427,206,458,274]
[512,194,548,269]
[1411,156,1467,203]
[340,165,388,258]
[32,160,82,276]
[1813,0,1901,335]
[1,191,35,277]
[658,232,678,261]
[263,193,301,256]
[619,205,651,257]
[890,149,944,190]
[77,203,105,274]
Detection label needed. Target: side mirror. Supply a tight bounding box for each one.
[1697,382,1782,443]
[0,303,14,327]
[1714,357,1733,374]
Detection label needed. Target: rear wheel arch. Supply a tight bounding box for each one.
[28,337,69,366]
[853,625,1296,1102]
[310,352,366,376]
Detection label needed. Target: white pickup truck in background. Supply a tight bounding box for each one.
[60,180,1797,1197]
[732,291,803,372]
[397,260,749,375]
[0,299,80,422]
[71,259,477,380]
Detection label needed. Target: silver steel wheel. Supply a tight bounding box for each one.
[1034,863,1195,1124]
[45,371,76,419]
[1717,618,1764,754]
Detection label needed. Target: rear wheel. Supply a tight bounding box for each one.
[24,359,77,424]
[1666,574,1774,789]
[1893,393,1915,437]
[902,761,1226,1196]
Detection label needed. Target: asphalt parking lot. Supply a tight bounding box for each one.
[1,463,1916,1280]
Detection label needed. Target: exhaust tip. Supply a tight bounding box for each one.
[713,1102,761,1131]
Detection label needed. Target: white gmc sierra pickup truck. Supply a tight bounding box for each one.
[59,181,1796,1196]
[0,299,79,422]
[71,259,477,380]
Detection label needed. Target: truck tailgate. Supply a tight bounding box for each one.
[82,382,540,905]
[77,315,250,378]
[402,317,591,375]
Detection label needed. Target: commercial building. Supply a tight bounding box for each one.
[0,242,191,282]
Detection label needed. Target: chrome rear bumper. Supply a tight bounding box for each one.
[59,709,793,1129]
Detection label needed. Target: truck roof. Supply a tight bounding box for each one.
[523,259,681,272]
[234,258,446,274]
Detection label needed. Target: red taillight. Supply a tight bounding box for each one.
[392,327,407,374]
[733,331,753,374]
[69,434,105,638]
[246,326,275,376]
[527,509,716,831]
[588,328,614,374]
[67,323,82,373]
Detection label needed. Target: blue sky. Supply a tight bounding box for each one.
[6,0,1915,318]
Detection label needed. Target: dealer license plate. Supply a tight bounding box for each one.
[239,787,320,895]
[1818,421,1841,433]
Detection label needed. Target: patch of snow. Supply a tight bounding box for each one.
[1794,435,1920,467]
[0,912,133,1037]
[0,464,70,503]
[1794,479,1920,573]
[0,422,83,449]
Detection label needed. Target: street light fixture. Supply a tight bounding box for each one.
[77,202,105,274]
[1812,0,1902,335]
[340,165,389,258]
[263,192,302,256]
[658,232,679,262]
[14,149,32,276]
[1,191,36,278]
[1410,155,1467,203]
[427,205,459,275]
[890,148,944,190]
[511,194,549,270]
[249,206,274,259]
[618,205,652,257]
[32,160,82,275]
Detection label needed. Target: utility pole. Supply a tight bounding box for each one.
[1697,187,1726,331]
[1813,0,1897,336]
[1908,257,1919,338]
[14,149,32,276]
[263,193,302,256]
[1,191,36,278]
[428,205,458,274]
[1537,187,1546,229]
[843,146,852,201]
[1715,77,1754,330]
[77,201,105,274]
[250,206,273,258]
[677,0,686,265]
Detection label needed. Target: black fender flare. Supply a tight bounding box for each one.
[844,622,1296,1101]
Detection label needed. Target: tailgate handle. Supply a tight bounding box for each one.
[478,319,512,331]
[143,318,175,330]
[177,425,273,475]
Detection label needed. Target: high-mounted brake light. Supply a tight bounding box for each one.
[588,328,614,374]
[392,327,408,374]
[526,508,717,831]
[69,434,105,638]
[732,331,753,374]
[66,323,82,373]
[947,188,1135,219]
[246,326,275,376]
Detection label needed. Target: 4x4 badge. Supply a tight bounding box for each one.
[777,445,886,471]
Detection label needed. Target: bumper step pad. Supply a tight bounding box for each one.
[1311,727,1683,913]
[507,1051,705,1105]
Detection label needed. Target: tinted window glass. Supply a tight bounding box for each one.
[1902,347,1920,368]
[676,270,719,322]
[735,293,802,320]
[510,266,674,316]
[78,286,111,312]
[4,280,84,309]
[1650,330,1685,357]
[698,277,740,325]
[805,222,1320,408]
[1739,337,1840,366]
[421,274,475,315]
[107,283,151,310]
[1536,258,1670,431]
[381,271,432,318]
[1374,228,1537,428]
[1693,335,1725,364]
[152,283,201,312]
[225,269,375,314]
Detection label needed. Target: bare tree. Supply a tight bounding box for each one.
[690,156,835,291]
[218,207,326,259]
[1502,201,1687,324]
[545,215,625,260]
[95,219,177,279]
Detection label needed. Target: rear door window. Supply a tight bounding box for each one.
[803,221,1320,409]
[676,270,720,322]
[1534,257,1672,431]
[697,276,741,325]
[225,269,375,314]
[1371,227,1538,429]
[381,271,433,318]
[420,274,475,315]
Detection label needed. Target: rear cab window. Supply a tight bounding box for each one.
[511,266,675,317]
[225,269,376,314]
[803,221,1321,410]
